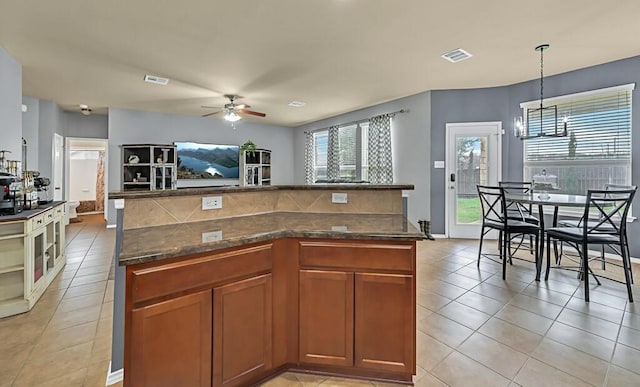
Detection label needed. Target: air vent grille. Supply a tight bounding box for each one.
[441,48,473,63]
[144,74,169,85]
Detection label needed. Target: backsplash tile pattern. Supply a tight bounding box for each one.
[123,189,402,229]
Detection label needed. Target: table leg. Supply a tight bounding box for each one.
[536,204,544,281]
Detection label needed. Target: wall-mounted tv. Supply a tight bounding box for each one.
[175,142,239,186]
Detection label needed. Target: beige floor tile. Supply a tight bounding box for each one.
[416,330,453,371]
[520,284,572,306]
[413,372,448,387]
[622,310,640,330]
[556,308,620,341]
[495,304,553,336]
[611,343,640,373]
[431,351,510,387]
[471,282,519,303]
[69,272,109,287]
[483,274,531,293]
[421,280,468,299]
[417,288,452,311]
[457,332,528,379]
[617,325,640,351]
[317,376,375,386]
[514,358,592,387]
[507,294,563,320]
[572,286,628,310]
[58,291,105,313]
[545,322,616,361]
[478,317,543,355]
[75,265,111,278]
[83,359,111,387]
[47,303,102,330]
[63,280,108,299]
[441,272,483,290]
[33,320,98,354]
[417,313,474,348]
[531,338,609,386]
[564,296,625,324]
[13,342,93,386]
[605,365,640,386]
[438,301,492,330]
[455,291,506,315]
[31,367,87,387]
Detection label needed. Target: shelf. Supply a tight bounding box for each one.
[0,265,24,274]
[124,182,151,185]
[0,233,25,241]
[124,163,151,167]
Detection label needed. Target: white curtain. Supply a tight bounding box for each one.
[304,131,314,184]
[367,114,393,184]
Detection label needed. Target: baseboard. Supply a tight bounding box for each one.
[432,234,447,239]
[106,224,116,229]
[106,362,123,386]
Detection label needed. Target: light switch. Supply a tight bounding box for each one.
[434,160,445,169]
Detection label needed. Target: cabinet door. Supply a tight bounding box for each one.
[354,273,414,374]
[213,274,273,387]
[129,290,212,387]
[299,270,354,367]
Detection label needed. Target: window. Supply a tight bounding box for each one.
[311,122,369,182]
[522,84,633,198]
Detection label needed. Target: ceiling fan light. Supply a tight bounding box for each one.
[224,110,241,122]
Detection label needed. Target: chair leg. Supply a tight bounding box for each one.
[534,232,541,281]
[621,242,634,302]
[477,226,485,268]
[582,240,590,302]
[529,235,534,255]
[601,245,606,271]
[502,232,508,280]
[545,233,552,281]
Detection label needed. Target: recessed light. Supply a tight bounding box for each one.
[79,104,92,116]
[441,48,473,63]
[144,74,169,85]
[288,101,306,107]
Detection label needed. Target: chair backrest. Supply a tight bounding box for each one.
[583,188,636,237]
[499,181,533,214]
[477,185,507,226]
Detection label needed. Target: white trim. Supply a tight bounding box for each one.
[520,83,636,108]
[106,224,117,229]
[105,362,124,385]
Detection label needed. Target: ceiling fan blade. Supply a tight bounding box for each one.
[234,104,250,109]
[239,109,266,118]
[201,105,221,109]
[201,110,222,117]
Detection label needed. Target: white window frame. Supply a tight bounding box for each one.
[311,122,370,183]
[521,83,635,218]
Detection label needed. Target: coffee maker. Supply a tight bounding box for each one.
[34,176,52,204]
[23,170,39,210]
[0,172,23,215]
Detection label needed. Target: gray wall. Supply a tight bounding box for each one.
[429,87,510,234]
[293,92,432,225]
[64,111,108,139]
[37,100,64,181]
[0,46,22,160]
[107,108,295,224]
[22,96,40,171]
[429,55,640,257]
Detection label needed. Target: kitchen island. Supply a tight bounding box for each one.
[110,185,422,386]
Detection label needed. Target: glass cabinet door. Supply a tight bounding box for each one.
[33,231,45,284]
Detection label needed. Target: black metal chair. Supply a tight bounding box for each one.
[499,181,539,256]
[477,185,541,280]
[557,184,636,282]
[545,188,636,302]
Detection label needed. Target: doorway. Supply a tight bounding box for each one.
[65,138,108,222]
[445,122,502,239]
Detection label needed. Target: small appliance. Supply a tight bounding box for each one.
[0,173,23,215]
[34,177,52,204]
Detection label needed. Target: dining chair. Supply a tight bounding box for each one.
[544,188,636,302]
[557,184,636,282]
[477,185,541,280]
[499,181,539,256]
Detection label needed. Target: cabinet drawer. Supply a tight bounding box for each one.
[54,205,64,217]
[29,213,47,231]
[130,243,273,304]
[299,241,414,272]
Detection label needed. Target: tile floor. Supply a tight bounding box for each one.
[2,217,640,386]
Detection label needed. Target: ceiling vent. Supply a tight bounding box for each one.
[144,74,169,85]
[441,48,473,63]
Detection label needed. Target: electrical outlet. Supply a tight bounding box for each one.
[331,192,348,204]
[331,225,348,232]
[202,196,222,210]
[201,230,223,243]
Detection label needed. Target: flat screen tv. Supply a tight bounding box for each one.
[175,142,240,186]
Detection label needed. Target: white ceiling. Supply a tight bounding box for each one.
[2,0,639,127]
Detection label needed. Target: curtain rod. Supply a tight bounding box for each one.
[304,109,408,134]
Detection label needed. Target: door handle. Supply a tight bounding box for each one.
[450,173,456,182]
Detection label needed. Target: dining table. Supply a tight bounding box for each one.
[505,192,588,281]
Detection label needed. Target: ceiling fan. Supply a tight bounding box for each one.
[201,94,266,122]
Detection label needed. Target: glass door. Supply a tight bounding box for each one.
[446,122,502,239]
[32,229,45,286]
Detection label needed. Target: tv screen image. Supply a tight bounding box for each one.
[175,142,239,179]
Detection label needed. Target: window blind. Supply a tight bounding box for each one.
[524,89,632,161]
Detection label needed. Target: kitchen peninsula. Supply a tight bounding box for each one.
[110,185,422,386]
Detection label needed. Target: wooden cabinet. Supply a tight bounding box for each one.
[299,270,354,366]
[240,149,271,186]
[213,274,273,387]
[121,144,176,191]
[129,290,212,387]
[354,273,414,374]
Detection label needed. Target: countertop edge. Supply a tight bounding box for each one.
[119,229,425,266]
[0,201,66,222]
[109,184,414,199]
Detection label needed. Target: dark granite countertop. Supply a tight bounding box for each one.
[0,201,65,223]
[109,184,414,200]
[120,212,424,265]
